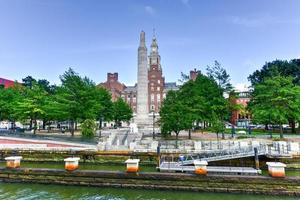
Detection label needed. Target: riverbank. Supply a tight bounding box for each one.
[0,167,299,196]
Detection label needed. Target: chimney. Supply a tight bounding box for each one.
[107,73,118,82]
[190,68,198,81]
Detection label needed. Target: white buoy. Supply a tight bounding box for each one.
[194,160,208,175]
[5,156,23,168]
[125,159,140,173]
[266,162,286,177]
[64,157,80,171]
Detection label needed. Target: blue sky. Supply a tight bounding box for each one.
[0,0,300,88]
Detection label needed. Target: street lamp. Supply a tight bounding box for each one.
[152,109,156,139]
[99,116,104,138]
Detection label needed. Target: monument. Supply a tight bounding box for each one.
[135,31,150,128]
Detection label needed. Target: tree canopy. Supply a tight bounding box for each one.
[0,68,131,137]
[248,76,300,138]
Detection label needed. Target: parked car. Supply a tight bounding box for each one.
[225,122,237,129]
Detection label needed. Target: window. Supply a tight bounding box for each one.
[151,94,154,102]
[133,98,136,103]
[151,82,154,86]
[163,93,166,99]
[158,80,160,84]
[157,87,160,91]
[151,87,154,91]
[157,94,161,102]
[151,105,155,110]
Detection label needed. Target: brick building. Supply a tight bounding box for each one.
[0,78,16,88]
[230,91,251,127]
[99,73,126,101]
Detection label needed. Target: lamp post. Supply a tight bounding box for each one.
[152,110,156,139]
[99,116,104,138]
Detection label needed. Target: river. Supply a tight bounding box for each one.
[0,162,299,199]
[0,182,299,200]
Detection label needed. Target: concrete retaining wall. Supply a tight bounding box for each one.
[0,167,299,196]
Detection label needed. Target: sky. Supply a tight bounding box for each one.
[0,0,300,89]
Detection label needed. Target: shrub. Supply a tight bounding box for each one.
[81,119,97,137]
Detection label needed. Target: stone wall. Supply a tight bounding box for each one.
[0,168,299,196]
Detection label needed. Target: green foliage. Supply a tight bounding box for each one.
[248,76,300,138]
[160,72,228,139]
[112,98,133,127]
[95,87,114,125]
[14,83,48,133]
[0,68,131,136]
[160,90,193,139]
[53,68,102,135]
[22,76,36,89]
[81,119,97,137]
[206,60,233,93]
[248,59,300,86]
[0,86,22,122]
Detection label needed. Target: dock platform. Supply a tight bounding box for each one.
[159,162,261,175]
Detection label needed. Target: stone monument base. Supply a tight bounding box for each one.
[134,115,153,129]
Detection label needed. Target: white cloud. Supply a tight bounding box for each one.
[228,14,300,27]
[145,6,156,16]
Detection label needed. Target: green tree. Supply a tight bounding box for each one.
[95,87,113,129]
[55,68,100,136]
[248,76,300,138]
[159,90,193,140]
[0,86,22,130]
[112,98,133,127]
[206,60,233,93]
[248,59,300,132]
[210,117,225,140]
[161,73,228,140]
[22,76,36,89]
[15,83,48,134]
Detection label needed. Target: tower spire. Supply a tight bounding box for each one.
[139,31,146,47]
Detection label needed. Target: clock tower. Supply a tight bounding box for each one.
[148,33,165,113]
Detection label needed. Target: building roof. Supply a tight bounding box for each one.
[123,85,137,93]
[164,82,179,90]
[0,78,16,88]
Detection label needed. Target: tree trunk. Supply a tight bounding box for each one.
[29,118,33,130]
[75,121,78,131]
[188,129,191,139]
[280,124,283,139]
[12,120,16,132]
[33,119,37,134]
[42,119,46,130]
[264,124,268,131]
[99,118,103,130]
[70,120,75,136]
[175,132,179,149]
[291,120,296,134]
[222,132,225,139]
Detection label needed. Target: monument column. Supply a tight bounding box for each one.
[136,31,149,127]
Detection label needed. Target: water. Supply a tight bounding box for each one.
[0,162,299,199]
[0,182,298,200]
